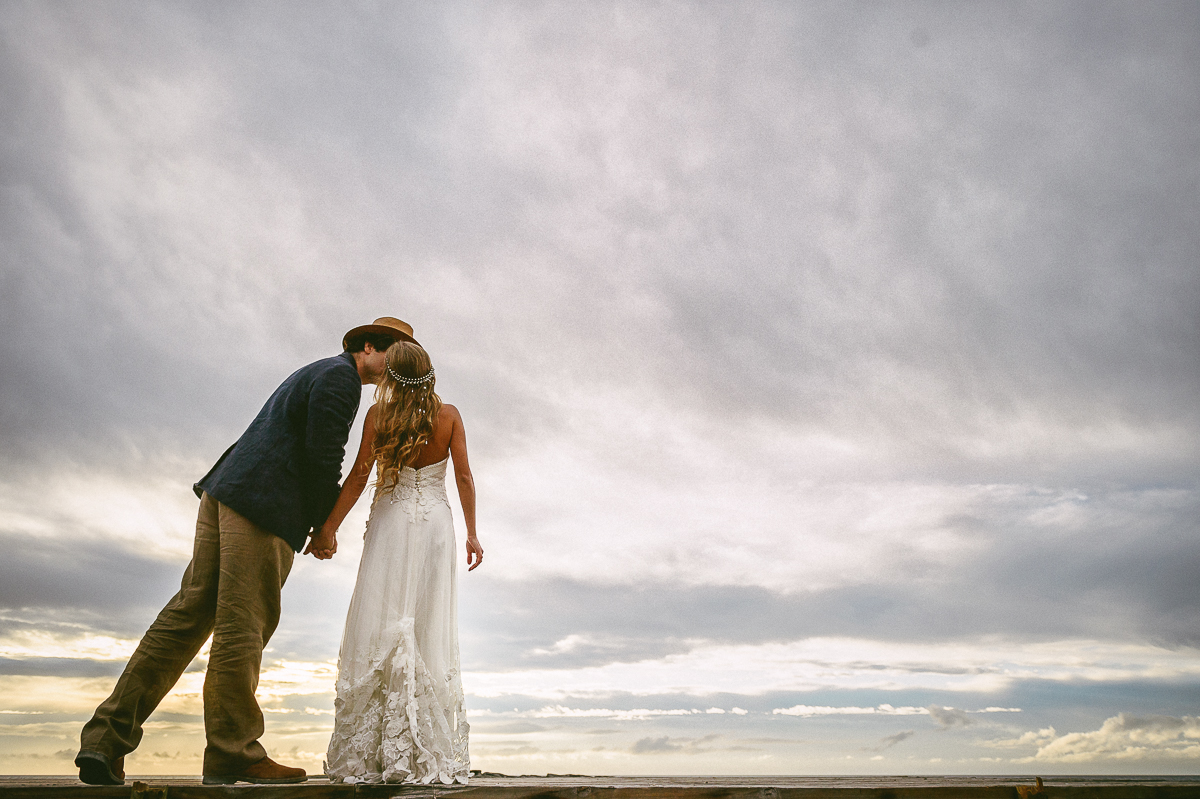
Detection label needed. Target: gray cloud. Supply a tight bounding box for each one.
[1,473,1195,682]
[459,483,1200,668]
[0,531,182,634]
[0,657,123,678]
[0,749,76,761]
[630,736,679,754]
[877,730,915,750]
[629,734,720,755]
[927,705,973,728]
[438,0,1200,485]
[479,722,549,735]
[0,0,1195,484]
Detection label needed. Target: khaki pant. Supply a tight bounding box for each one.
[79,493,295,775]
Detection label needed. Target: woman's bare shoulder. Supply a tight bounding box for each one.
[433,403,461,442]
[363,402,380,429]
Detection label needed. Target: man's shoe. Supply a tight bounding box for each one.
[203,756,307,785]
[75,750,125,786]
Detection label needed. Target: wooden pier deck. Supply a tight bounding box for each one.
[1,775,1197,799]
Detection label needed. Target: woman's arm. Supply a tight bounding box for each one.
[304,404,379,560]
[446,404,483,570]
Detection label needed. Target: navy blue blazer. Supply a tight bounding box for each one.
[194,352,362,552]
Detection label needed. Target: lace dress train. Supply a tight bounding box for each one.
[325,458,469,784]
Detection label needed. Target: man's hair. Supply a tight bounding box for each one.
[344,332,397,354]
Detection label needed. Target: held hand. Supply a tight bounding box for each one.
[304,528,338,560]
[465,535,483,571]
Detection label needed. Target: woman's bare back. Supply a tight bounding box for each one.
[407,403,459,469]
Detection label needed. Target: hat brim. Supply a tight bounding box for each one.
[342,324,419,350]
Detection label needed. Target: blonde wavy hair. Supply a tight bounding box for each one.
[373,341,443,493]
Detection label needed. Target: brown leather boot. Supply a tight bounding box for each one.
[76,751,125,785]
[203,755,307,785]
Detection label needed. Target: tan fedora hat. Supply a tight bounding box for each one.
[342,316,418,350]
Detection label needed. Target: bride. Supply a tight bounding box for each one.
[305,340,483,784]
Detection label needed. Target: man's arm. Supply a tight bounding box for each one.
[305,404,378,559]
[302,365,361,529]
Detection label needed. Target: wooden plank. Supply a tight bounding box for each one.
[166,785,355,799]
[363,786,1200,799]
[344,786,1200,799]
[0,788,131,799]
[2,778,1199,799]
[131,784,168,799]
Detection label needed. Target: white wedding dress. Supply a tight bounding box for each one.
[324,458,470,784]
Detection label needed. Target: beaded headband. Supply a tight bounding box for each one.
[387,364,435,386]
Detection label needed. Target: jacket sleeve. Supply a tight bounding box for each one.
[303,367,361,528]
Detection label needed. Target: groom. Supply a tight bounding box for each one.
[75,317,417,786]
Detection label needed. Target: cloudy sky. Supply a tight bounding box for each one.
[2,0,1198,777]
